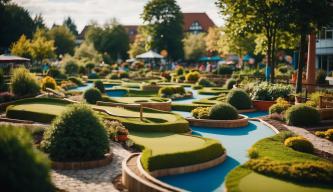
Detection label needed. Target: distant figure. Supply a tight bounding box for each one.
[199,64,206,71]
[206,62,212,72]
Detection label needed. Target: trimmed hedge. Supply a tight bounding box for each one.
[208,103,238,120]
[225,78,237,90]
[284,136,314,153]
[0,124,54,191]
[140,137,225,171]
[84,88,102,104]
[226,89,252,110]
[246,158,333,184]
[285,104,320,126]
[94,80,105,93]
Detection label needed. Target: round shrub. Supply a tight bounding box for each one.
[326,129,333,140]
[118,72,129,79]
[63,58,79,75]
[185,71,200,82]
[1,125,54,191]
[192,84,203,90]
[208,103,238,120]
[109,73,118,79]
[84,88,102,104]
[176,75,185,82]
[269,104,286,114]
[226,89,252,109]
[218,65,233,75]
[284,136,314,153]
[41,76,57,90]
[158,87,174,97]
[68,77,84,86]
[10,67,40,97]
[191,107,210,119]
[286,104,320,126]
[176,66,184,75]
[94,80,105,93]
[225,78,237,90]
[41,104,109,161]
[197,77,215,87]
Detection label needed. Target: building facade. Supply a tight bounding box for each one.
[316,27,333,73]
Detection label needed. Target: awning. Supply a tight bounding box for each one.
[136,50,163,59]
[0,54,30,63]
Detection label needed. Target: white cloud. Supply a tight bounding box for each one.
[12,0,224,32]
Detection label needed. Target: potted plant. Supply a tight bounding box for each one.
[116,128,129,141]
[104,120,129,142]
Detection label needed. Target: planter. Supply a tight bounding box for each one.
[326,76,333,86]
[253,100,276,111]
[186,115,248,128]
[52,152,113,170]
[117,135,128,141]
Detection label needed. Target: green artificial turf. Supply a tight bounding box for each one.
[129,132,206,155]
[171,103,212,112]
[225,132,333,192]
[197,87,229,95]
[104,97,169,104]
[192,95,226,105]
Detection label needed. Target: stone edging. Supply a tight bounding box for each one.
[52,152,113,170]
[143,153,227,178]
[186,115,248,128]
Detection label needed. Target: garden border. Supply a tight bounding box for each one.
[186,114,249,128]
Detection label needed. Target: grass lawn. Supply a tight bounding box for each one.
[197,87,229,95]
[129,132,206,155]
[104,97,169,104]
[225,132,333,192]
[192,95,226,105]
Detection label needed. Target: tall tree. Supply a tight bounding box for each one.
[142,0,184,60]
[33,13,46,30]
[128,26,151,58]
[48,25,76,56]
[0,3,35,51]
[63,17,79,36]
[30,28,56,64]
[183,33,207,61]
[205,27,222,55]
[287,0,333,93]
[85,20,129,62]
[216,0,289,83]
[74,42,102,63]
[10,35,31,58]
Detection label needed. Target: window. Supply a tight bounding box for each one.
[189,21,203,34]
[326,30,333,39]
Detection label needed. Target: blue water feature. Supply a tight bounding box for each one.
[159,111,274,192]
[106,90,127,97]
[70,83,93,92]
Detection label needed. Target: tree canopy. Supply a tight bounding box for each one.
[48,25,76,56]
[183,33,207,61]
[63,17,79,36]
[142,0,184,60]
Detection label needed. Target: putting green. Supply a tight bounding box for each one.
[130,132,206,155]
[239,171,333,192]
[192,95,226,105]
[197,87,229,95]
[105,97,169,104]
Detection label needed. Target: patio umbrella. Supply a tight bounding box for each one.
[136,50,163,59]
[0,54,30,63]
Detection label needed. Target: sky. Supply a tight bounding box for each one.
[13,0,224,32]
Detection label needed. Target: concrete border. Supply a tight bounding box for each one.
[186,115,249,128]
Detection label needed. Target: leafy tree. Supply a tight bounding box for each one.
[48,25,76,55]
[0,3,35,50]
[287,0,333,93]
[216,0,289,83]
[142,0,184,60]
[74,42,102,63]
[10,35,31,58]
[205,27,222,54]
[33,13,46,30]
[128,26,151,58]
[183,33,207,61]
[63,17,79,36]
[30,28,56,64]
[86,19,129,62]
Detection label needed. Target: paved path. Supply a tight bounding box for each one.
[286,125,333,160]
[51,142,131,192]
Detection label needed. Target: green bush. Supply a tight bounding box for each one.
[141,138,225,171]
[41,104,109,161]
[285,104,320,126]
[192,84,203,90]
[88,73,99,79]
[316,70,327,84]
[226,89,252,109]
[315,129,333,141]
[208,103,238,120]
[176,66,185,75]
[185,71,200,82]
[197,77,215,87]
[251,82,293,101]
[0,124,54,191]
[109,73,118,79]
[225,78,237,90]
[68,76,84,86]
[48,66,66,79]
[191,107,210,119]
[218,65,233,75]
[84,88,102,104]
[284,136,314,153]
[41,76,57,90]
[94,80,105,93]
[246,158,333,184]
[158,86,186,97]
[118,72,129,79]
[63,57,79,75]
[10,67,40,97]
[269,104,286,114]
[248,147,259,159]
